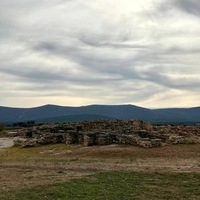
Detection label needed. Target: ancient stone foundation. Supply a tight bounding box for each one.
[13,119,200,148]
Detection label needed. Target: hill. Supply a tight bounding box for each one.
[0,104,199,124]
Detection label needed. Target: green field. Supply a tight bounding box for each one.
[1,172,200,200]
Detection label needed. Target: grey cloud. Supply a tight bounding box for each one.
[158,0,200,17]
[33,41,138,77]
[160,46,200,55]
[0,67,64,83]
[33,40,200,91]
[143,69,200,90]
[0,65,121,86]
[0,0,200,107]
[78,35,147,49]
[175,0,200,16]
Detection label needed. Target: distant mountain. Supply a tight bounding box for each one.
[0,104,199,124]
[152,107,200,123]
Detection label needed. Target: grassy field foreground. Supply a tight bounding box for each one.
[0,172,200,200]
[0,143,200,199]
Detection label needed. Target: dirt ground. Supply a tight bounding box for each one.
[0,143,200,192]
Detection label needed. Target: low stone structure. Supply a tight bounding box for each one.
[12,119,200,148]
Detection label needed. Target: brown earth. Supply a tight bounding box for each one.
[0,143,200,192]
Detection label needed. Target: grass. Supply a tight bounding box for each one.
[1,143,200,162]
[1,144,200,199]
[0,144,72,162]
[0,172,200,200]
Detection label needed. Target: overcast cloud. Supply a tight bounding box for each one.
[0,0,200,108]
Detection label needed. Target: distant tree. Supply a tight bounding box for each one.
[17,122,24,127]
[0,124,5,131]
[12,122,27,127]
[27,120,35,127]
[12,121,36,128]
[12,123,18,127]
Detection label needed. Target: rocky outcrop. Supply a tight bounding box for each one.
[13,119,200,148]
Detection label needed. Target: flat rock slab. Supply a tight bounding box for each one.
[0,138,14,149]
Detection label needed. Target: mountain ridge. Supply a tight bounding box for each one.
[0,104,199,124]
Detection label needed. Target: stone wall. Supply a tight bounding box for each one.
[13,119,200,148]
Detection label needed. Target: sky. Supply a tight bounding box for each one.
[0,0,200,108]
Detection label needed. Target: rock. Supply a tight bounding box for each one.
[10,119,200,148]
[13,138,38,147]
[138,140,153,148]
[65,131,78,144]
[6,131,19,137]
[150,139,162,147]
[96,134,112,145]
[83,132,97,146]
[166,135,185,144]
[117,135,140,145]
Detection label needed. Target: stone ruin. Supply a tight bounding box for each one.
[12,119,200,148]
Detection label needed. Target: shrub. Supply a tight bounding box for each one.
[0,124,5,131]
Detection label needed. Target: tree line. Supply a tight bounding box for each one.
[12,120,36,127]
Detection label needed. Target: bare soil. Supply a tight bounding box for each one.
[0,143,200,192]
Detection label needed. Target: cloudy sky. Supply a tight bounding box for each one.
[0,0,200,108]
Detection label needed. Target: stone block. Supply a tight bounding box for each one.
[83,132,97,146]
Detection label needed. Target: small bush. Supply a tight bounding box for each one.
[0,124,5,131]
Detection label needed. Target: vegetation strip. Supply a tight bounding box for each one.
[0,172,200,200]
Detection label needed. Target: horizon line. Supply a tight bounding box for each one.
[0,103,199,110]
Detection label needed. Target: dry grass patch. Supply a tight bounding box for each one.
[0,143,200,192]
